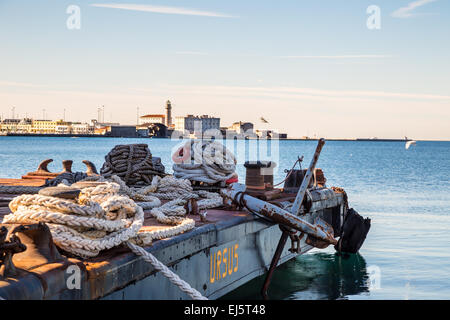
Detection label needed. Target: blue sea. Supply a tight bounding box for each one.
[1,136,449,300]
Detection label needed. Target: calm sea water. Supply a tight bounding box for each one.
[1,136,449,300]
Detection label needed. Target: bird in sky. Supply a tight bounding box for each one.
[260,117,269,124]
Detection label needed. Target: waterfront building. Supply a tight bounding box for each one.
[71,123,93,134]
[136,127,149,137]
[94,126,108,135]
[228,121,254,134]
[17,118,32,133]
[31,119,71,134]
[91,119,120,128]
[55,124,71,134]
[137,123,168,138]
[105,125,138,138]
[139,114,165,125]
[255,129,288,139]
[174,115,220,134]
[0,119,20,132]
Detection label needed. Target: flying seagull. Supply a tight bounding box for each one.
[405,136,417,150]
[260,116,269,124]
[405,140,417,150]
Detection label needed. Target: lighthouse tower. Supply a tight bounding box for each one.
[165,100,172,127]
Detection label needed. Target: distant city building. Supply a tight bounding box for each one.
[228,121,254,134]
[0,117,94,135]
[137,123,168,138]
[72,123,93,134]
[17,118,32,133]
[94,126,108,135]
[31,119,71,133]
[55,124,71,134]
[0,119,20,132]
[175,115,220,134]
[139,114,165,125]
[91,119,120,128]
[136,127,149,137]
[105,126,138,138]
[255,129,288,139]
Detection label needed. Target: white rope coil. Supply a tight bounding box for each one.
[172,141,237,184]
[3,182,145,257]
[2,174,223,300]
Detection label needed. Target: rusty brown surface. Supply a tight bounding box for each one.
[0,178,46,186]
[0,177,254,299]
[258,202,337,245]
[0,206,251,299]
[1,207,249,269]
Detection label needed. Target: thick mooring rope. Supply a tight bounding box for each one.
[2,176,218,300]
[0,143,234,299]
[127,242,207,300]
[0,185,42,194]
[100,144,165,186]
[172,141,237,184]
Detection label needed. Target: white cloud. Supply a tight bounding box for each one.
[0,81,46,88]
[160,84,450,102]
[392,0,438,18]
[280,55,391,59]
[4,81,448,102]
[90,3,238,18]
[175,51,208,55]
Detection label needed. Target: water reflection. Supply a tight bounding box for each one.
[222,252,370,300]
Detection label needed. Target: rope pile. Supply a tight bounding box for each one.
[100,144,165,186]
[44,172,88,187]
[172,141,237,184]
[2,176,214,299]
[0,142,236,299]
[107,175,223,245]
[4,181,145,258]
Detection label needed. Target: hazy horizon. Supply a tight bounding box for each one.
[1,0,449,140]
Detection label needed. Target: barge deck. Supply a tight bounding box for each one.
[0,178,345,300]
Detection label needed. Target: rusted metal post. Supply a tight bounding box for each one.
[221,184,337,245]
[61,160,73,173]
[291,138,325,216]
[261,230,289,299]
[36,159,53,173]
[82,160,99,175]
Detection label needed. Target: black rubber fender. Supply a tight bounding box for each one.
[335,208,371,253]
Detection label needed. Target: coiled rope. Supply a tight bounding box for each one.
[100,144,165,186]
[0,185,42,194]
[172,141,237,184]
[2,175,218,300]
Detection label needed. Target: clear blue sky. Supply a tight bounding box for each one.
[0,0,449,139]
